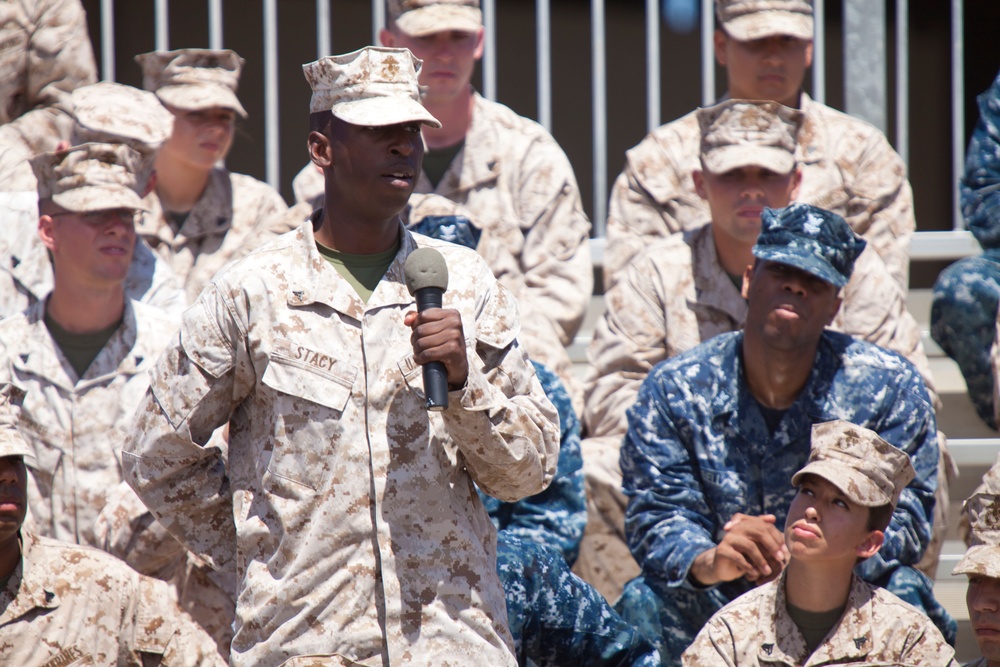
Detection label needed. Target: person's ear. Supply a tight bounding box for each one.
[379,27,395,47]
[856,530,884,560]
[741,264,755,299]
[804,40,814,68]
[38,213,57,253]
[693,169,708,201]
[714,29,728,66]
[473,27,486,60]
[788,167,803,201]
[308,131,333,169]
[142,170,157,198]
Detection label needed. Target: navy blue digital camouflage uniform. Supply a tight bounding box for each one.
[415,216,658,666]
[931,67,1000,430]
[615,330,954,666]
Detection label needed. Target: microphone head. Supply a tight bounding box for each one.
[403,247,449,295]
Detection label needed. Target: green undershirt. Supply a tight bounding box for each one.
[44,309,122,379]
[423,140,465,188]
[787,600,846,655]
[316,239,400,304]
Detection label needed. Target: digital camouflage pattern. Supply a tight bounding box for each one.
[576,222,938,601]
[122,221,560,667]
[95,481,236,655]
[0,195,187,319]
[697,99,802,175]
[413,93,593,412]
[389,0,482,37]
[932,68,1000,431]
[953,493,1000,579]
[498,535,661,667]
[715,0,814,42]
[479,356,585,566]
[0,299,178,547]
[137,168,290,303]
[71,81,175,156]
[792,420,915,508]
[0,530,225,667]
[605,93,915,290]
[30,142,151,213]
[0,0,97,158]
[681,572,958,667]
[303,47,441,128]
[137,48,248,117]
[616,330,947,663]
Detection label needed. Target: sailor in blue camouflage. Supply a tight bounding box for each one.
[615,203,952,666]
[497,534,661,667]
[931,66,1000,430]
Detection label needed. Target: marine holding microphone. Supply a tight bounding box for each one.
[120,46,560,667]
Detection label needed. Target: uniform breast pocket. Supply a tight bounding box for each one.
[260,349,358,490]
[700,468,748,528]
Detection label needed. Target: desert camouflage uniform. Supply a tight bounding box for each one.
[0,0,96,159]
[414,93,593,411]
[1,530,224,667]
[615,330,952,664]
[0,299,178,547]
[605,93,914,290]
[122,219,560,667]
[682,572,958,667]
[576,224,939,601]
[932,68,1000,431]
[138,169,290,303]
[0,192,187,319]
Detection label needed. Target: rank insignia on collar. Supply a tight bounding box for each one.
[854,636,868,649]
[761,643,774,655]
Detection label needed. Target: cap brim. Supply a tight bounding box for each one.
[752,245,847,288]
[52,186,148,213]
[703,146,795,175]
[791,462,890,508]
[0,435,33,460]
[723,12,814,41]
[396,6,483,37]
[332,96,442,129]
[156,85,248,118]
[953,545,1000,578]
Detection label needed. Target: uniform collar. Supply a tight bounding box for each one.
[416,92,502,196]
[137,167,233,246]
[0,531,59,627]
[756,572,874,665]
[688,225,749,323]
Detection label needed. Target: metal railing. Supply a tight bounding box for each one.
[93,0,972,245]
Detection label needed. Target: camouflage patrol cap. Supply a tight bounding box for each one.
[30,143,150,213]
[716,0,814,41]
[791,420,915,508]
[752,203,867,288]
[697,99,803,174]
[303,47,441,128]
[136,48,248,118]
[954,493,1000,578]
[0,385,30,460]
[389,0,482,37]
[71,82,174,158]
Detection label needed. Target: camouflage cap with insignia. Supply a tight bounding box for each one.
[697,99,803,175]
[71,82,174,158]
[953,493,1000,578]
[753,203,867,288]
[136,48,247,118]
[303,47,441,128]
[716,0,814,41]
[30,143,150,213]
[791,420,915,508]
[0,384,30,460]
[389,0,482,37]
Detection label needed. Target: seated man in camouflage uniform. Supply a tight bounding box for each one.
[954,492,1000,667]
[615,203,952,665]
[606,0,916,291]
[578,99,937,602]
[932,66,1000,431]
[684,421,957,667]
[0,385,223,667]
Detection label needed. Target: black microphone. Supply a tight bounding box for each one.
[403,247,450,411]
